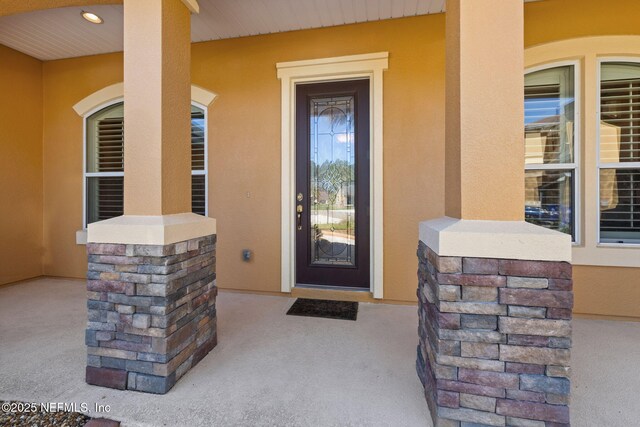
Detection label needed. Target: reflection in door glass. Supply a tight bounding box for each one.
[309,95,356,266]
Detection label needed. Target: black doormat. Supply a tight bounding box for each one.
[286,298,358,321]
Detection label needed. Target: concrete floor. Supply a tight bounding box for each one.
[0,278,638,426]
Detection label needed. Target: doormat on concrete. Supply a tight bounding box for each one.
[286,298,358,321]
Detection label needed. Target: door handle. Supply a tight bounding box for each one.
[296,204,303,231]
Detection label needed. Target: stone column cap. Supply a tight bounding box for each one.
[88,213,216,245]
[419,217,571,262]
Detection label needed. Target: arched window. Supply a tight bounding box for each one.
[524,62,579,242]
[84,101,207,227]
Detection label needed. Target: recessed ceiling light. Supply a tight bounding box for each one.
[81,11,103,24]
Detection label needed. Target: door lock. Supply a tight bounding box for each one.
[296,204,303,230]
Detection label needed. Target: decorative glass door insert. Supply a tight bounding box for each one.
[309,95,356,266]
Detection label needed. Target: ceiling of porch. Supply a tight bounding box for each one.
[0,0,540,61]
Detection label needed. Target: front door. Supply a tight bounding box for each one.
[295,79,370,288]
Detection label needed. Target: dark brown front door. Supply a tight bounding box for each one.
[295,79,370,288]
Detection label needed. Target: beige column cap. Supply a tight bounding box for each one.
[420,217,571,262]
[88,213,216,245]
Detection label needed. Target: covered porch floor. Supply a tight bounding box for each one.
[0,278,638,426]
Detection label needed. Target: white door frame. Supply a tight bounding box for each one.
[276,52,388,299]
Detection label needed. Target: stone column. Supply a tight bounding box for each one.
[416,228,572,426]
[85,236,217,394]
[417,1,574,425]
[85,0,217,394]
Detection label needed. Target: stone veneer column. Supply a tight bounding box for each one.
[85,234,217,394]
[416,219,573,426]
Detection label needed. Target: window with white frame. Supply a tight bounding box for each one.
[598,61,640,244]
[84,101,207,227]
[190,105,207,216]
[524,64,579,241]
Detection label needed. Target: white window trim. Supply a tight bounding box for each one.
[276,52,388,299]
[596,57,640,247]
[524,60,582,245]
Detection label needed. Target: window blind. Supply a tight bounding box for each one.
[191,110,205,170]
[599,168,640,240]
[96,117,124,172]
[192,174,206,216]
[600,63,640,242]
[600,78,640,163]
[190,108,207,216]
[95,117,124,220]
[86,104,125,225]
[87,176,124,222]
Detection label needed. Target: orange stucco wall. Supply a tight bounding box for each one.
[2,0,638,316]
[0,44,43,285]
[41,14,447,302]
[42,53,123,278]
[524,0,640,47]
[573,265,640,320]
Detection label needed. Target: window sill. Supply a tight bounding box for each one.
[597,242,640,249]
[572,244,640,268]
[76,229,87,245]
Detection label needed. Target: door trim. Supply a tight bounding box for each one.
[277,52,388,298]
